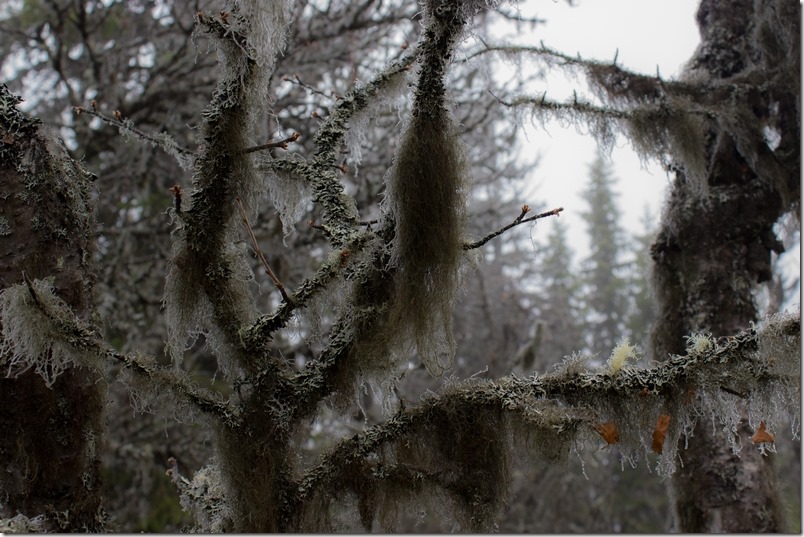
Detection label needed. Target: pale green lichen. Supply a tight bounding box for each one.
[342,71,410,170]
[607,337,639,374]
[685,332,714,355]
[0,278,100,386]
[168,458,233,533]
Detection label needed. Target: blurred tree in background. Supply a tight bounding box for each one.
[579,152,628,359]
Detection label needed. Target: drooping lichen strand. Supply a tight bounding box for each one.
[267,3,480,416]
[1,280,100,385]
[290,391,526,532]
[164,6,290,373]
[383,111,468,374]
[379,1,471,374]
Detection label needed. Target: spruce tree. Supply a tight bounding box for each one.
[625,206,657,351]
[523,220,584,371]
[579,151,628,358]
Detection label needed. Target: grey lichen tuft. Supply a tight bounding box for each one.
[0,514,48,533]
[366,0,474,375]
[167,457,234,533]
[382,110,469,374]
[164,239,258,375]
[0,279,101,386]
[257,156,311,240]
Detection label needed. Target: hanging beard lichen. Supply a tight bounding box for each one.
[352,0,471,377]
[381,108,469,375]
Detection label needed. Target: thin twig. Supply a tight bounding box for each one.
[282,72,339,101]
[169,185,183,213]
[463,205,564,250]
[241,132,301,154]
[719,385,748,399]
[72,106,195,162]
[235,197,291,303]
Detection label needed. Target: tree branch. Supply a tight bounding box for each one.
[291,310,800,523]
[241,231,373,350]
[306,50,416,246]
[464,205,564,250]
[17,278,236,423]
[72,105,195,169]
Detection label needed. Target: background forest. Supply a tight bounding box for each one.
[0,0,800,532]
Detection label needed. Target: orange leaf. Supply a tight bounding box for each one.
[594,421,620,445]
[752,421,775,444]
[652,414,671,454]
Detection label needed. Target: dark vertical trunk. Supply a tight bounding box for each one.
[649,0,800,531]
[652,173,787,530]
[0,85,106,531]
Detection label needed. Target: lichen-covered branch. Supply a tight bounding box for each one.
[483,28,798,200]
[163,5,291,377]
[2,278,236,424]
[287,310,799,531]
[241,231,373,350]
[468,42,700,103]
[72,105,196,170]
[305,52,416,245]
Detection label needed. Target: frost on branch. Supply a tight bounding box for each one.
[290,310,799,531]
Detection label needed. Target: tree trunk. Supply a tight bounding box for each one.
[649,0,800,531]
[0,85,106,531]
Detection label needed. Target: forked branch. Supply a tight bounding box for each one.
[464,205,564,250]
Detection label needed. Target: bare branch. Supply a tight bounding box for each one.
[73,105,195,168]
[464,206,564,250]
[235,197,291,303]
[241,132,301,154]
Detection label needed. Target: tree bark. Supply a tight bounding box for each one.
[0,85,106,531]
[650,0,800,531]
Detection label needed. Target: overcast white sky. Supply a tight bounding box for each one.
[505,0,702,259]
